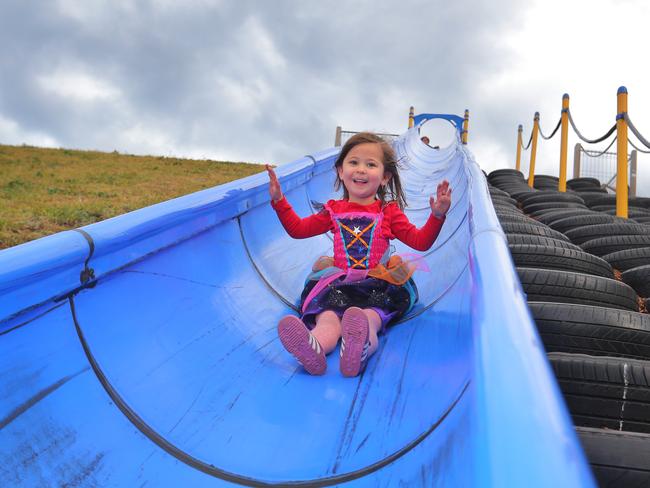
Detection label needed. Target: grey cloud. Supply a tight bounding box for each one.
[1,0,528,166]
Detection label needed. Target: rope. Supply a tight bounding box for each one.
[538,117,562,140]
[521,131,533,150]
[567,108,616,144]
[581,136,618,157]
[624,113,650,150]
[629,137,650,154]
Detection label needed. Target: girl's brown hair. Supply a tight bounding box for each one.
[333,132,407,210]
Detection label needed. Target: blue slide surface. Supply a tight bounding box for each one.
[0,120,596,487]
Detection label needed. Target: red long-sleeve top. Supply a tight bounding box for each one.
[270,197,445,252]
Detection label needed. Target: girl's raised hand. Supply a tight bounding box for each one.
[265,164,283,202]
[429,180,452,218]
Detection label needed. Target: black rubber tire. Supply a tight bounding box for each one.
[509,245,613,278]
[492,199,520,209]
[500,217,550,228]
[500,183,534,195]
[633,197,650,209]
[587,196,650,209]
[565,223,650,245]
[549,353,650,433]
[488,176,527,187]
[577,426,650,487]
[529,302,650,359]
[506,234,582,251]
[528,206,591,219]
[622,265,650,297]
[573,188,609,196]
[533,182,560,191]
[497,213,537,225]
[495,206,525,216]
[533,209,597,224]
[516,267,638,311]
[519,192,585,206]
[488,169,524,179]
[581,235,650,257]
[496,214,527,224]
[489,186,510,198]
[568,183,603,192]
[568,177,601,187]
[493,203,522,214]
[601,247,650,272]
[548,214,620,234]
[524,202,588,215]
[500,221,570,241]
[591,206,650,217]
[521,199,586,214]
[491,195,518,206]
[495,210,525,220]
[493,204,525,215]
[533,174,560,182]
[509,191,538,201]
[517,190,578,202]
[632,216,650,225]
[586,195,618,208]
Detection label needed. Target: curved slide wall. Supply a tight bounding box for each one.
[0,126,594,486]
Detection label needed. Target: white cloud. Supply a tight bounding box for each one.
[37,70,121,102]
[55,0,136,25]
[0,115,60,147]
[240,17,287,71]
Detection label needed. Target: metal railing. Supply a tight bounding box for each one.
[334,127,400,147]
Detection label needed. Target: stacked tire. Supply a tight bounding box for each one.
[487,169,650,485]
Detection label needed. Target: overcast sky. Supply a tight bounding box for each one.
[2,0,649,194]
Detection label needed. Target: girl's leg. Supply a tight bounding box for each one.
[362,309,383,356]
[311,310,342,354]
[340,307,370,377]
[339,308,384,377]
[277,315,327,375]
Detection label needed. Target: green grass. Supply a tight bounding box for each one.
[0,144,265,249]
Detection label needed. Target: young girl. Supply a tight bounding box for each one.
[266,132,451,377]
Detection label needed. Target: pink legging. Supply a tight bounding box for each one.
[311,309,382,356]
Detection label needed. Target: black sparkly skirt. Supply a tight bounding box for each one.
[299,269,418,327]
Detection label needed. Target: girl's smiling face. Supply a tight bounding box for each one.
[337,142,391,206]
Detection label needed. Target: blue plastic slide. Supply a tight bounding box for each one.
[0,118,596,487]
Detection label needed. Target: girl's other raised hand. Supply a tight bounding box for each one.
[429,180,452,218]
[266,164,283,202]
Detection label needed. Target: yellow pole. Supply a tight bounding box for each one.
[516,125,523,171]
[616,86,629,218]
[558,94,570,192]
[408,106,414,129]
[527,112,540,187]
[462,109,469,144]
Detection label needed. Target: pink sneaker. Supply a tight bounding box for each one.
[278,315,326,375]
[339,307,371,377]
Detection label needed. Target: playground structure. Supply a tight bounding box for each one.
[515,87,650,216]
[0,112,597,486]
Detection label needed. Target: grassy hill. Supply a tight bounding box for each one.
[0,144,265,249]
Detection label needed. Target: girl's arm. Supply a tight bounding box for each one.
[266,164,331,238]
[429,180,452,218]
[390,180,452,251]
[389,206,445,251]
[271,197,331,238]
